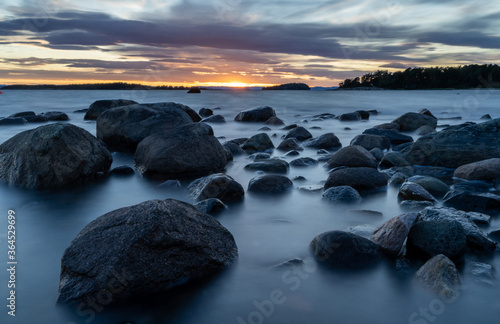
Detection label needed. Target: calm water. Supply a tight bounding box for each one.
[0,90,499,324]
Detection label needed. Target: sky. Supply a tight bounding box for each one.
[0,0,499,87]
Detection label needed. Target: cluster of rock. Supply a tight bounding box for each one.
[0,111,69,125]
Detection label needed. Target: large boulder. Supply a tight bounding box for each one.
[188,173,244,203]
[418,207,497,251]
[84,99,138,120]
[134,123,227,179]
[370,213,418,257]
[241,133,274,153]
[247,175,293,194]
[442,190,500,214]
[321,186,362,204]
[303,133,342,150]
[350,134,391,151]
[398,182,436,202]
[416,254,461,300]
[57,199,238,304]
[324,167,388,192]
[284,126,313,141]
[403,119,500,168]
[454,158,500,181]
[325,145,378,169]
[363,128,413,146]
[244,159,289,174]
[338,112,361,121]
[392,112,437,132]
[97,103,194,152]
[407,221,467,261]
[234,106,276,122]
[0,123,112,190]
[407,176,449,198]
[310,231,381,269]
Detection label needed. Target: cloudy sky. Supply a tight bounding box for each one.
[1,0,499,86]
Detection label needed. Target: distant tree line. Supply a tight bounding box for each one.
[2,82,190,90]
[338,64,500,89]
[262,83,310,90]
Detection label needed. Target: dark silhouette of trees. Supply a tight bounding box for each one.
[338,64,500,89]
[2,82,189,90]
[262,83,310,90]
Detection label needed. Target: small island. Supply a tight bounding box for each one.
[262,83,310,90]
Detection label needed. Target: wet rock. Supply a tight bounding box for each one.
[97,103,194,152]
[347,210,383,217]
[398,182,436,202]
[198,108,213,117]
[293,176,307,182]
[350,134,391,151]
[338,112,361,121]
[488,229,500,242]
[379,152,411,169]
[346,224,375,238]
[223,142,246,157]
[297,185,323,193]
[248,175,293,194]
[284,150,300,157]
[0,117,28,125]
[195,198,227,215]
[269,258,306,270]
[310,231,381,269]
[303,133,341,150]
[234,106,276,122]
[454,158,500,181]
[418,109,437,119]
[324,167,388,192]
[415,125,436,136]
[356,110,370,120]
[110,165,134,176]
[258,126,271,131]
[363,128,413,146]
[416,254,461,300]
[407,176,449,199]
[9,111,48,122]
[481,114,492,120]
[74,109,88,113]
[202,115,226,123]
[413,165,455,180]
[85,99,138,120]
[277,138,303,152]
[244,159,289,174]
[452,180,493,193]
[404,119,500,168]
[369,148,384,161]
[325,145,378,169]
[313,113,336,119]
[57,199,238,304]
[188,173,244,203]
[248,153,271,161]
[281,124,298,130]
[134,123,227,179]
[0,123,112,190]
[400,200,435,211]
[443,190,500,214]
[284,126,313,141]
[290,157,319,168]
[371,213,418,257]
[418,207,497,251]
[43,111,70,121]
[241,133,275,153]
[322,186,362,204]
[157,180,182,190]
[407,221,467,261]
[375,123,400,130]
[392,112,437,132]
[264,116,284,125]
[467,262,495,286]
[388,172,408,186]
[392,142,413,152]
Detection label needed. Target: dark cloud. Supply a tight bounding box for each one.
[1,57,160,70]
[45,30,117,46]
[380,62,408,69]
[419,31,500,49]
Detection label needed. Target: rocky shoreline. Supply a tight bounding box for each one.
[0,99,499,306]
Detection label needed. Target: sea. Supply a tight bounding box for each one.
[0,89,499,324]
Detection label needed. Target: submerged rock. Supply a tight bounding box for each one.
[198,108,213,117]
[371,213,418,257]
[322,186,362,204]
[290,157,319,167]
[248,175,293,194]
[0,117,28,125]
[264,116,285,125]
[0,123,112,190]
[392,112,437,132]
[234,106,276,122]
[284,126,313,141]
[407,176,449,199]
[324,167,388,192]
[241,133,275,153]
[195,198,228,215]
[277,138,303,152]
[202,115,226,123]
[416,254,461,300]
[244,159,289,174]
[188,173,244,203]
[379,152,411,169]
[303,133,342,150]
[110,165,135,176]
[398,182,436,202]
[325,145,378,169]
[43,111,70,121]
[363,128,413,146]
[85,99,138,120]
[454,158,500,181]
[57,199,238,304]
[338,112,361,121]
[350,134,391,151]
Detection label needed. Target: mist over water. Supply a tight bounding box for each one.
[0,90,499,324]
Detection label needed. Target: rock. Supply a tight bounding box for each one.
[322,186,362,204]
[188,173,244,203]
[110,165,134,176]
[297,185,323,193]
[195,198,227,215]
[371,213,418,257]
[202,115,226,123]
[223,142,246,157]
[346,224,375,238]
[392,112,437,132]
[277,138,303,152]
[134,123,227,179]
[57,199,238,304]
[223,147,233,161]
[290,157,319,168]
[310,231,381,269]
[303,133,342,150]
[0,123,112,190]
[234,106,276,122]
[418,207,497,251]
[338,112,361,121]
[85,99,138,120]
[407,176,449,199]
[313,113,336,119]
[356,110,370,120]
[407,221,467,261]
[0,117,28,125]
[404,119,500,168]
[347,210,383,217]
[269,258,306,270]
[454,158,500,181]
[468,262,496,286]
[400,200,435,211]
[481,114,492,120]
[452,180,493,193]
[248,153,271,161]
[363,128,413,146]
[264,116,284,125]
[418,109,437,119]
[466,212,491,225]
[293,176,307,182]
[415,125,436,136]
[489,229,500,242]
[375,123,400,130]
[227,138,248,146]
[398,182,436,202]
[350,134,391,151]
[285,150,300,157]
[74,109,88,113]
[392,142,413,152]
[281,124,298,130]
[413,165,455,180]
[259,126,272,131]
[379,152,411,169]
[157,180,181,190]
[43,111,70,121]
[388,172,408,186]
[30,115,49,122]
[244,159,289,174]
[443,190,500,214]
[325,145,378,169]
[324,167,388,192]
[97,103,194,152]
[9,111,48,122]
[284,126,313,141]
[241,133,274,153]
[248,175,293,194]
[369,148,384,161]
[199,108,213,117]
[416,254,461,300]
